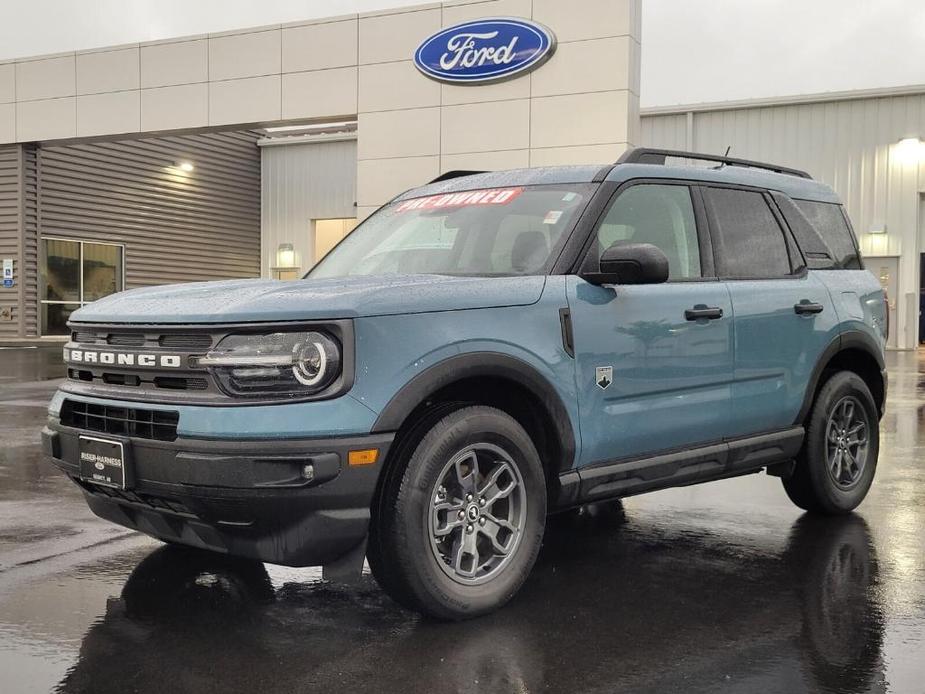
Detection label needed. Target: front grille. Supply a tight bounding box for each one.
[61,399,179,441]
[69,330,212,349]
[159,334,212,350]
[107,333,145,347]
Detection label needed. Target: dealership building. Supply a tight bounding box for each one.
[0,0,923,349]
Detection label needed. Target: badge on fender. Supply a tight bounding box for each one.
[596,366,613,390]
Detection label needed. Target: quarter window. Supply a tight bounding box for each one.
[594,184,702,279]
[707,188,792,278]
[794,200,861,269]
[41,238,124,335]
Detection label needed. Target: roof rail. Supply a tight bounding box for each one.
[429,170,486,184]
[616,147,812,179]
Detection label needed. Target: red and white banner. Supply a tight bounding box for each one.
[394,187,523,213]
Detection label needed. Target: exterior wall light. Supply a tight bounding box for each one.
[893,137,924,165]
[177,161,195,172]
[273,243,299,280]
[868,224,886,235]
[276,243,296,268]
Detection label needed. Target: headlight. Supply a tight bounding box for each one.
[192,331,342,398]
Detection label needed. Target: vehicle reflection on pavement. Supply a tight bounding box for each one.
[57,507,885,694]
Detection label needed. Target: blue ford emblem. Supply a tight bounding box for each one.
[414,17,556,84]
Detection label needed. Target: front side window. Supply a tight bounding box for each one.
[41,239,123,335]
[593,184,702,280]
[707,188,792,278]
[308,185,593,279]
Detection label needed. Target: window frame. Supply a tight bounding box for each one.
[40,236,125,335]
[700,183,807,281]
[574,179,716,282]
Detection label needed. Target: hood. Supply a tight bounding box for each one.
[70,274,546,324]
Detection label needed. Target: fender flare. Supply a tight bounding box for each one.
[371,351,577,471]
[795,329,886,424]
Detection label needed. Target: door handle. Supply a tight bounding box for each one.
[685,305,724,321]
[794,301,824,315]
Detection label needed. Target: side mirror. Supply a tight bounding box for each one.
[587,242,669,285]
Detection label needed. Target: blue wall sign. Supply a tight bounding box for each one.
[414,17,556,85]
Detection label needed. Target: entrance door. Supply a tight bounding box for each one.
[567,183,734,467]
[866,257,898,349]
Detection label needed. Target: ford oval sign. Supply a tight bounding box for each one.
[414,17,556,85]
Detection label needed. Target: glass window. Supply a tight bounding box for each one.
[308,185,592,279]
[794,200,861,269]
[41,239,80,302]
[594,184,701,280]
[707,188,792,278]
[41,239,124,335]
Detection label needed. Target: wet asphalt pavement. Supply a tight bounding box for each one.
[0,347,922,693]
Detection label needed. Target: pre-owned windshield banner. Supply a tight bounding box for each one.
[395,187,524,212]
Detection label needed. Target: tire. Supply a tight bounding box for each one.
[783,371,879,514]
[369,405,546,620]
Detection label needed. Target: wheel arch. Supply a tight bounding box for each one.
[371,352,577,479]
[796,330,887,424]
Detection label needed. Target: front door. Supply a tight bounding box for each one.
[567,183,735,468]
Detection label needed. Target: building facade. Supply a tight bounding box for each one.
[1,0,923,350]
[0,0,642,339]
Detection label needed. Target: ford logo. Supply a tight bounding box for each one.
[414,17,556,84]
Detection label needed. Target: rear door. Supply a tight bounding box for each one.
[702,186,839,437]
[567,182,735,467]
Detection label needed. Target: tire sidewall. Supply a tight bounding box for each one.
[395,407,546,619]
[805,372,879,513]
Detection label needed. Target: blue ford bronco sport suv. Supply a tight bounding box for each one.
[44,148,887,620]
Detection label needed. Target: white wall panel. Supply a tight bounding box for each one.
[261,138,357,276]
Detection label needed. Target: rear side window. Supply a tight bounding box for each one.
[794,200,861,269]
[706,188,793,278]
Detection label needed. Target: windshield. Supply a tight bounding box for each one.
[308,184,594,278]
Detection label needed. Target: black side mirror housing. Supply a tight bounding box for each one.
[586,242,670,285]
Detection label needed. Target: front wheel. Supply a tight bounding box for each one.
[370,406,546,620]
[783,371,879,514]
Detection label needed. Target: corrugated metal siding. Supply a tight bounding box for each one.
[0,145,22,338]
[22,146,38,337]
[261,138,357,275]
[38,131,261,290]
[642,93,925,348]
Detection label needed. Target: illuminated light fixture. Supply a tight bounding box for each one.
[868,224,887,235]
[176,160,195,172]
[276,243,296,268]
[893,137,924,165]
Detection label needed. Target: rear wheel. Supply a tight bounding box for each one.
[369,406,546,620]
[784,371,879,514]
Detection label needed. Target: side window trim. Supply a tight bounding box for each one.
[700,183,805,281]
[577,179,717,281]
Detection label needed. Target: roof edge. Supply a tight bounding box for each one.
[641,83,925,117]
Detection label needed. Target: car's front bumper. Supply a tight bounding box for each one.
[43,420,393,567]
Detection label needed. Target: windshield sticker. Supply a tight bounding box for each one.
[395,187,524,212]
[543,210,563,225]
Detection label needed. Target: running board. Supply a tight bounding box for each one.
[556,427,804,508]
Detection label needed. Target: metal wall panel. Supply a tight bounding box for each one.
[37,131,261,295]
[0,145,22,338]
[642,92,925,348]
[260,138,357,276]
[22,146,38,337]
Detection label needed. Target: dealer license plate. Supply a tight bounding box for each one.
[78,435,127,489]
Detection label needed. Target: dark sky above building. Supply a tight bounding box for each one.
[1,0,923,106]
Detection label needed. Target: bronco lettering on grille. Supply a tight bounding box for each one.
[66,349,182,369]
